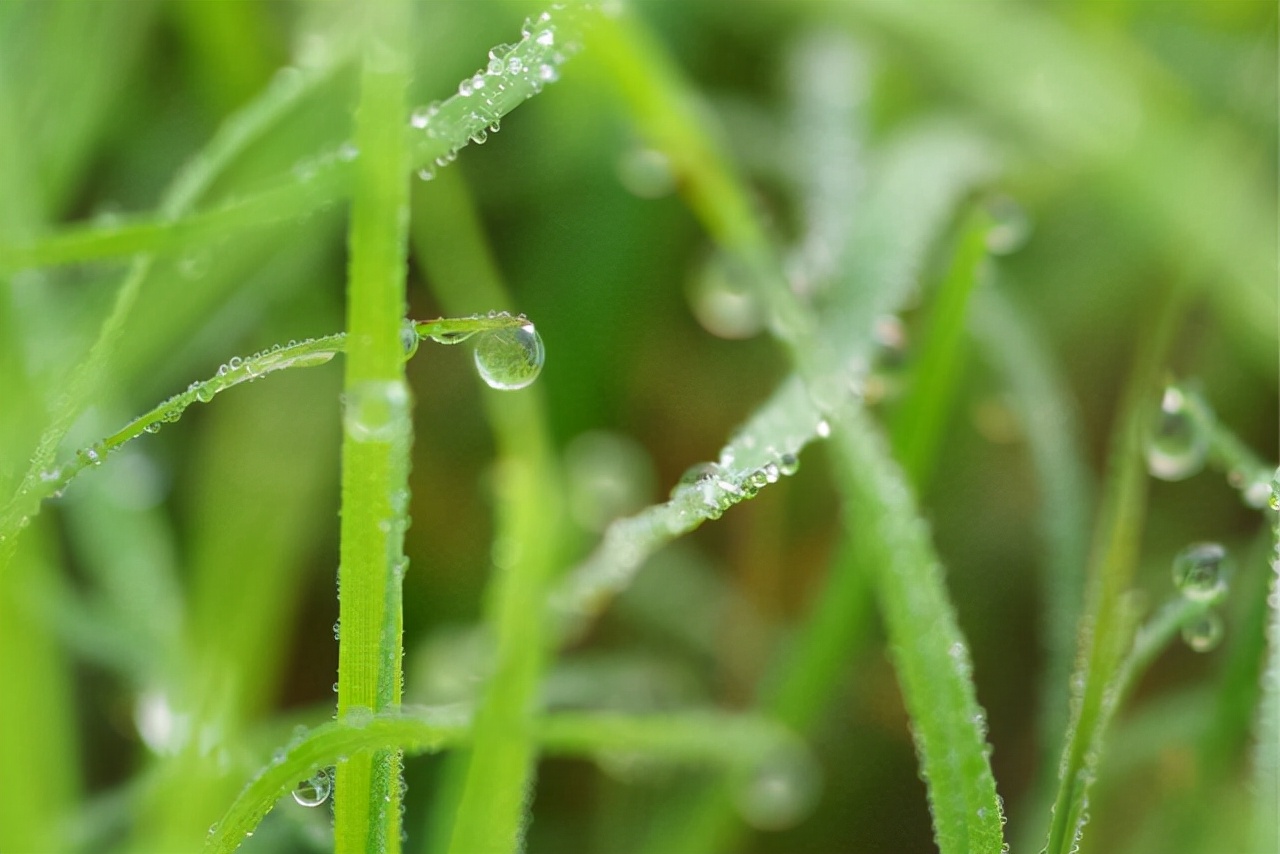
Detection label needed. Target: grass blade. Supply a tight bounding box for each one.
[334,3,413,852]
[831,402,1006,854]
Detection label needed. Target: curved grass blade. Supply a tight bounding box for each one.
[831,403,1006,854]
[0,3,601,275]
[203,709,466,854]
[1,315,527,554]
[1042,284,1188,854]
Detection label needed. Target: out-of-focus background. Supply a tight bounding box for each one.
[0,1,1275,852]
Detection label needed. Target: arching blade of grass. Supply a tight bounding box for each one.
[205,709,467,854]
[0,3,600,275]
[410,166,568,854]
[203,706,797,854]
[969,283,1094,850]
[1042,284,1187,854]
[0,28,352,574]
[587,9,1005,852]
[334,2,412,850]
[831,402,1007,854]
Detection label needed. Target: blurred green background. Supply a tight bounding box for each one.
[0,1,1275,852]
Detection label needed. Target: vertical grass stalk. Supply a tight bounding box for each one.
[335,2,412,852]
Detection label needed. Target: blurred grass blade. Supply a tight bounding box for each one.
[410,162,567,854]
[1043,284,1187,854]
[1256,475,1280,853]
[888,208,991,489]
[970,283,1094,850]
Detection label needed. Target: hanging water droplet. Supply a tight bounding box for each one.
[473,323,544,391]
[469,128,488,145]
[732,747,822,831]
[291,768,332,807]
[459,79,474,97]
[1171,542,1230,603]
[417,166,437,182]
[1146,386,1207,481]
[344,380,412,442]
[1181,610,1224,653]
[538,63,559,83]
[144,422,162,435]
[401,319,421,359]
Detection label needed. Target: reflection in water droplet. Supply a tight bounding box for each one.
[1171,542,1229,603]
[1182,610,1224,653]
[473,323,544,390]
[291,768,332,807]
[1146,386,1207,481]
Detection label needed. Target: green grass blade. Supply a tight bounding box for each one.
[831,402,1006,854]
[1042,284,1188,854]
[1256,474,1280,853]
[888,209,991,489]
[205,710,467,854]
[334,2,413,851]
[409,160,566,854]
[0,3,597,275]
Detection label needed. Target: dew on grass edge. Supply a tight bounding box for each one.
[473,322,544,390]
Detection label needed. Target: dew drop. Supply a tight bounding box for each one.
[459,79,474,97]
[144,423,162,435]
[291,768,332,807]
[417,166,437,182]
[344,380,412,442]
[538,64,559,83]
[536,29,555,47]
[1171,542,1229,603]
[401,319,421,360]
[732,748,822,831]
[469,128,488,145]
[473,323,544,391]
[1146,386,1207,481]
[777,453,800,477]
[815,419,831,439]
[1182,610,1224,653]
[984,195,1032,255]
[196,385,215,403]
[687,252,764,339]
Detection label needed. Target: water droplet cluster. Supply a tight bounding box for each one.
[407,6,585,181]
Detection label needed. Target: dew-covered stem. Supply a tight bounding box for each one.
[334,2,412,850]
[1254,471,1280,853]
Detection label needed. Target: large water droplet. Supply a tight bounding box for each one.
[291,768,332,807]
[344,380,412,442]
[473,323,544,390]
[1181,610,1224,653]
[1171,542,1229,603]
[1146,386,1207,481]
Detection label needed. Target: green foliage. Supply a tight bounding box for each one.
[0,2,1275,854]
